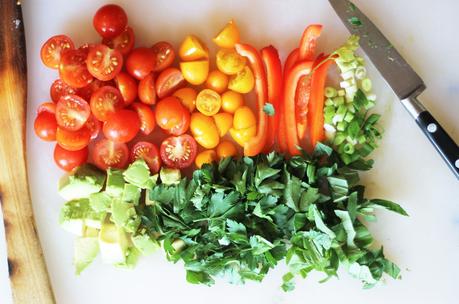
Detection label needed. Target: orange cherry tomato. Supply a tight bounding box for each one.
[216,141,238,159]
[155,96,190,135]
[190,112,220,149]
[205,70,228,93]
[196,89,221,116]
[213,112,233,137]
[195,150,217,168]
[221,90,244,114]
[213,20,240,48]
[173,87,197,112]
[179,35,209,61]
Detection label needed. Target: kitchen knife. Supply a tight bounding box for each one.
[328,0,459,179]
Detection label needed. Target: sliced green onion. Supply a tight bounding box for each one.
[337,61,358,73]
[324,123,336,140]
[343,143,355,154]
[337,121,348,132]
[358,135,367,144]
[344,112,355,123]
[366,93,376,101]
[355,66,367,79]
[325,98,335,106]
[365,101,376,109]
[333,96,345,106]
[334,132,346,145]
[340,79,355,89]
[341,70,355,80]
[356,56,365,65]
[347,104,356,113]
[325,87,337,98]
[338,89,346,97]
[336,48,355,62]
[361,78,372,92]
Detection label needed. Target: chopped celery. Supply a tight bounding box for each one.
[333,96,345,106]
[325,87,337,98]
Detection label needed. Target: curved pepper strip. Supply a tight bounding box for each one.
[261,46,282,153]
[298,24,323,61]
[284,48,299,76]
[284,61,313,156]
[235,43,268,157]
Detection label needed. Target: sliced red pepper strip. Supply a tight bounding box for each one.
[298,24,323,61]
[284,48,299,76]
[278,106,288,153]
[284,61,313,156]
[261,45,282,153]
[235,43,268,157]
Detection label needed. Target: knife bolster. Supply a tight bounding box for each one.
[401,96,426,119]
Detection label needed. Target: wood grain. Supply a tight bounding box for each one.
[0,1,55,303]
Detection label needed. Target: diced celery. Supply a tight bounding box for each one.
[325,87,337,98]
[361,78,372,92]
[333,96,345,106]
[337,121,348,132]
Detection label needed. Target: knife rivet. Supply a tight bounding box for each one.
[427,123,437,133]
[455,159,459,169]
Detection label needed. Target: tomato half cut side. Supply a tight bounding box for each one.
[92,138,129,170]
[50,79,76,103]
[138,73,156,105]
[115,72,138,106]
[56,126,91,151]
[102,26,135,56]
[56,95,91,131]
[126,47,156,80]
[87,44,123,81]
[156,67,186,99]
[103,109,140,143]
[93,4,128,39]
[130,141,161,173]
[34,112,58,141]
[76,79,112,101]
[90,86,124,121]
[59,48,94,88]
[131,102,156,135]
[155,96,190,135]
[160,134,197,169]
[37,102,56,114]
[85,114,102,139]
[54,144,88,172]
[152,41,175,72]
[40,35,74,69]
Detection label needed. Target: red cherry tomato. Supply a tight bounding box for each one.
[34,112,57,141]
[37,102,56,114]
[138,73,156,105]
[75,79,112,101]
[56,95,91,131]
[40,35,74,69]
[86,44,123,81]
[56,126,91,151]
[160,134,197,169]
[152,41,175,72]
[92,138,129,170]
[77,43,96,56]
[126,47,156,80]
[54,144,88,172]
[85,114,102,139]
[50,79,76,103]
[156,67,186,99]
[93,4,128,39]
[59,48,94,88]
[115,72,137,106]
[131,102,155,135]
[102,26,135,56]
[130,141,161,173]
[103,109,140,143]
[90,86,124,121]
[155,96,190,135]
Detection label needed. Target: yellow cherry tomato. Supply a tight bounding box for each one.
[196,89,221,116]
[205,70,229,94]
[213,112,233,137]
[179,35,209,61]
[195,150,217,168]
[228,66,255,94]
[190,112,220,149]
[216,49,246,75]
[180,60,209,85]
[216,141,237,159]
[232,106,256,130]
[229,125,256,147]
[213,20,240,48]
[173,87,197,112]
[221,90,244,114]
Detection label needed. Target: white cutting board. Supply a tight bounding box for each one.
[1,0,458,303]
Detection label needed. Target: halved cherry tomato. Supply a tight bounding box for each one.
[221,90,244,114]
[54,144,88,172]
[85,114,102,139]
[92,138,129,170]
[196,89,221,116]
[86,44,123,81]
[37,102,56,114]
[102,26,135,56]
[216,141,238,159]
[126,47,156,80]
[34,112,57,141]
[130,141,161,173]
[131,102,155,135]
[205,70,228,93]
[90,86,124,121]
[173,87,197,112]
[77,43,96,56]
[40,35,74,69]
[213,112,233,137]
[180,60,209,85]
[152,41,175,72]
[179,35,209,61]
[115,72,137,105]
[50,79,76,103]
[156,67,186,99]
[55,95,90,131]
[195,150,217,168]
[56,126,91,151]
[75,79,111,101]
[190,113,220,149]
[160,134,197,169]
[227,66,255,94]
[155,96,190,135]
[59,48,93,88]
[103,109,140,143]
[138,73,156,105]
[213,20,240,48]
[93,4,128,39]
[216,49,246,75]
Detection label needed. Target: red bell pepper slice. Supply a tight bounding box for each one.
[284,48,299,76]
[235,43,268,157]
[261,46,282,153]
[298,24,323,61]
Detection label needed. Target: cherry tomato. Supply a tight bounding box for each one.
[54,144,88,172]
[90,86,124,121]
[93,4,128,39]
[213,112,233,137]
[195,150,217,169]
[103,109,140,143]
[126,47,156,80]
[56,95,91,131]
[160,134,197,169]
[131,102,156,135]
[205,70,228,93]
[213,20,240,49]
[179,35,209,61]
[130,141,161,173]
[228,66,255,94]
[76,79,111,101]
[40,35,74,69]
[216,141,237,159]
[56,126,91,151]
[216,49,246,75]
[92,138,129,170]
[138,73,156,105]
[173,87,197,112]
[196,89,221,116]
[156,67,186,99]
[34,112,57,141]
[221,90,244,114]
[155,96,190,135]
[50,79,76,103]
[102,26,135,56]
[190,113,220,149]
[85,114,102,139]
[152,41,175,72]
[59,48,93,88]
[37,102,56,114]
[233,106,256,129]
[86,44,123,81]
[180,60,209,85]
[115,72,137,105]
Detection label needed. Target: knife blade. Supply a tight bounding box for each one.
[328,0,459,179]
